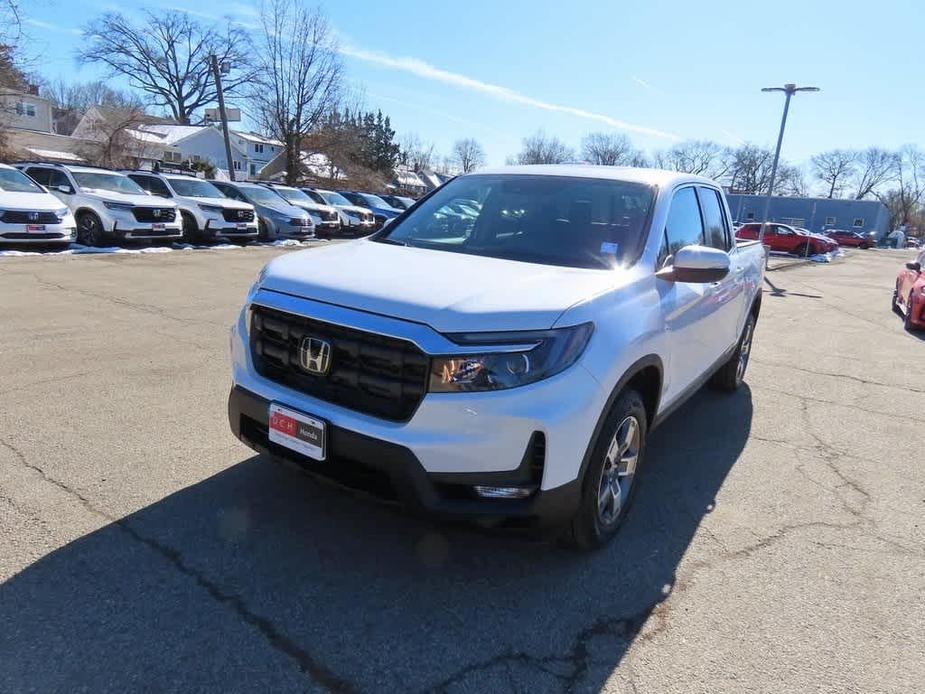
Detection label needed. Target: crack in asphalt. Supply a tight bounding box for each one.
[27,273,226,328]
[0,436,357,694]
[751,358,925,395]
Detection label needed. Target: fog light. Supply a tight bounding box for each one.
[472,485,535,499]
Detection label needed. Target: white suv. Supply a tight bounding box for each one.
[303,188,376,236]
[0,163,76,248]
[18,163,181,246]
[125,171,258,243]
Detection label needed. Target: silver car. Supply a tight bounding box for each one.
[211,181,314,241]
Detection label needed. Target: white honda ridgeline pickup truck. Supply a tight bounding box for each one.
[229,166,765,548]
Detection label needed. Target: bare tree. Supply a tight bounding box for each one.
[45,79,142,113]
[250,0,342,184]
[76,106,156,168]
[852,147,897,199]
[452,137,485,173]
[810,149,857,198]
[776,164,809,197]
[580,132,642,166]
[652,140,732,180]
[727,144,776,194]
[878,146,925,226]
[509,131,574,165]
[400,133,436,171]
[78,10,254,124]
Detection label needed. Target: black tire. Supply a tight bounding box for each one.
[794,243,810,257]
[567,388,648,550]
[905,292,916,331]
[891,284,900,313]
[258,218,270,241]
[76,212,104,247]
[181,212,199,243]
[710,312,756,392]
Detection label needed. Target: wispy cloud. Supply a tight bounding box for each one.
[721,128,746,145]
[339,42,678,140]
[630,76,663,96]
[25,18,81,35]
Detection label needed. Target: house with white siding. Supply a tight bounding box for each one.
[230,131,283,179]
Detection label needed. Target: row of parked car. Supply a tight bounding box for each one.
[734,222,875,256]
[0,161,420,249]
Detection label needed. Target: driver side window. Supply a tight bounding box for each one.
[661,187,705,264]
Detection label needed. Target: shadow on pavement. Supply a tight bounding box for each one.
[763,276,823,300]
[0,387,752,693]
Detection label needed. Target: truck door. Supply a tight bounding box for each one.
[657,186,738,403]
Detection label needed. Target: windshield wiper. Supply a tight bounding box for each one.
[376,237,408,246]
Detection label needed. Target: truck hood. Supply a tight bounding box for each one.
[0,191,68,211]
[259,240,622,332]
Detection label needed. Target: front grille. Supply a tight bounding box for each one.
[1,210,61,224]
[320,210,338,222]
[132,207,177,223]
[290,217,312,227]
[222,208,255,222]
[250,305,429,421]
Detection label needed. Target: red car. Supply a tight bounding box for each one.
[736,222,834,256]
[825,229,873,248]
[894,249,925,330]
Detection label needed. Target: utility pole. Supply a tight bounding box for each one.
[758,84,820,250]
[210,55,236,182]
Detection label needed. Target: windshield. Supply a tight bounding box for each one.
[168,178,224,198]
[73,172,146,195]
[317,190,352,206]
[377,174,655,269]
[0,167,44,193]
[303,189,327,205]
[360,193,391,208]
[274,187,314,205]
[240,185,289,206]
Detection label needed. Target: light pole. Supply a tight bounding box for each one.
[210,55,236,182]
[758,84,819,249]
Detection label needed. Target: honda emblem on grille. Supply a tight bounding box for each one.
[28,211,38,222]
[238,210,245,219]
[299,337,332,375]
[153,209,162,218]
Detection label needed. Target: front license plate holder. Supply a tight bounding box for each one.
[268,402,326,461]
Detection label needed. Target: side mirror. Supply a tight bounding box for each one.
[56,185,73,194]
[381,217,394,229]
[658,245,731,283]
[907,261,921,272]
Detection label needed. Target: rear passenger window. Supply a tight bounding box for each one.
[696,187,729,251]
[663,187,704,258]
[26,168,50,185]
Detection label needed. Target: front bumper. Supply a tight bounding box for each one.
[229,292,605,523]
[0,223,76,244]
[205,219,259,240]
[112,222,182,240]
[229,385,580,525]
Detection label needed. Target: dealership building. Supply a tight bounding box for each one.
[725,194,891,236]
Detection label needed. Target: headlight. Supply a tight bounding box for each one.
[54,207,69,218]
[103,201,134,211]
[199,203,223,214]
[429,323,594,392]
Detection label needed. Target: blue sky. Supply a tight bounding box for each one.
[19,0,925,170]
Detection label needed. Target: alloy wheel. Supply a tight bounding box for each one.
[597,415,640,526]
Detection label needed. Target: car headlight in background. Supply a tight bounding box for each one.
[429,323,594,392]
[103,201,134,211]
[199,203,224,214]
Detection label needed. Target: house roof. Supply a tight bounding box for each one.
[24,147,85,162]
[139,124,213,146]
[232,130,283,147]
[394,167,426,188]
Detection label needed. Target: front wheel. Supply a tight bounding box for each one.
[76,212,105,247]
[567,389,648,550]
[710,313,756,392]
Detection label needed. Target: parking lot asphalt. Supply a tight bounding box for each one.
[0,246,922,693]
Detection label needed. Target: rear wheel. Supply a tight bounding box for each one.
[711,312,756,392]
[567,389,647,550]
[76,212,104,247]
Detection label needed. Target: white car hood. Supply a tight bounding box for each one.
[0,190,68,211]
[334,204,372,216]
[84,190,175,207]
[259,240,622,332]
[184,196,252,210]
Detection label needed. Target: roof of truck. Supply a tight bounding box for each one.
[470,164,719,188]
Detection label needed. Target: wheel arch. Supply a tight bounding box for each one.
[576,355,663,485]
